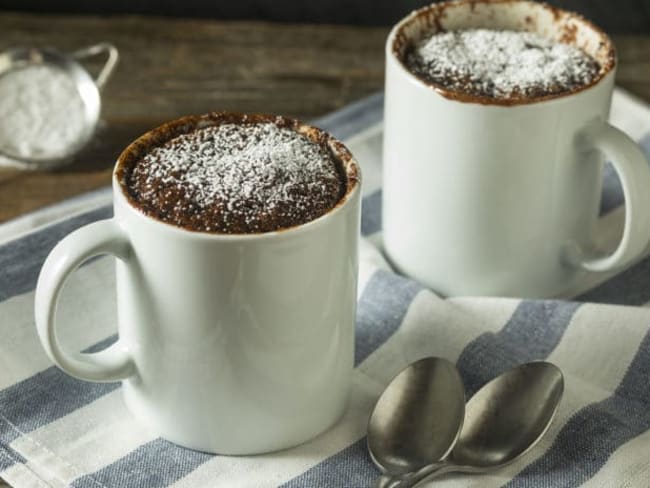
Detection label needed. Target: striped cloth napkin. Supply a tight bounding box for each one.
[2,89,650,488]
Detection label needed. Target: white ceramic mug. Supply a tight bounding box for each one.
[383,0,650,298]
[34,113,361,454]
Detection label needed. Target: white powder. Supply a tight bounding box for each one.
[0,65,87,159]
[127,122,344,233]
[406,29,600,99]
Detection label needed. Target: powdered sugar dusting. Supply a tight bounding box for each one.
[406,29,600,99]
[0,65,86,158]
[125,122,345,234]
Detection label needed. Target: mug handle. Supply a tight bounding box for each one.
[567,120,650,272]
[34,219,136,382]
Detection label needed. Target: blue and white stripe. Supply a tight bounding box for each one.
[1,89,650,487]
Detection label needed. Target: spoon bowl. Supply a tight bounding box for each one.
[367,357,465,477]
[450,361,564,471]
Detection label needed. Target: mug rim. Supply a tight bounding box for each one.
[387,0,617,107]
[113,112,361,241]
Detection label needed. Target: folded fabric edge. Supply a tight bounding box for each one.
[0,187,113,246]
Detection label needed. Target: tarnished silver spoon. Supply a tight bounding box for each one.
[372,361,564,488]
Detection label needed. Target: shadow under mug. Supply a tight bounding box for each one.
[34,113,362,454]
[383,0,650,298]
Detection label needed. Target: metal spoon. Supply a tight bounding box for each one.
[380,361,564,488]
[367,357,465,488]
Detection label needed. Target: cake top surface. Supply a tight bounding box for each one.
[120,120,349,234]
[406,29,601,100]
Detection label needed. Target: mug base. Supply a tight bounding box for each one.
[121,385,350,455]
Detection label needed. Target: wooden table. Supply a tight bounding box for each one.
[0,13,388,222]
[1,12,650,487]
[0,15,649,224]
[0,14,649,223]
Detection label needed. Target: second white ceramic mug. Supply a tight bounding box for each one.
[383,0,650,298]
[34,113,361,454]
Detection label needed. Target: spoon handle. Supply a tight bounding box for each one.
[376,463,448,488]
[376,474,402,488]
[405,463,450,488]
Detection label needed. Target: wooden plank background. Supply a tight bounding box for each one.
[0,13,387,222]
[0,14,649,223]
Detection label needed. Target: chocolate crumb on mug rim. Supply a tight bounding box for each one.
[115,112,360,237]
[390,0,617,106]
